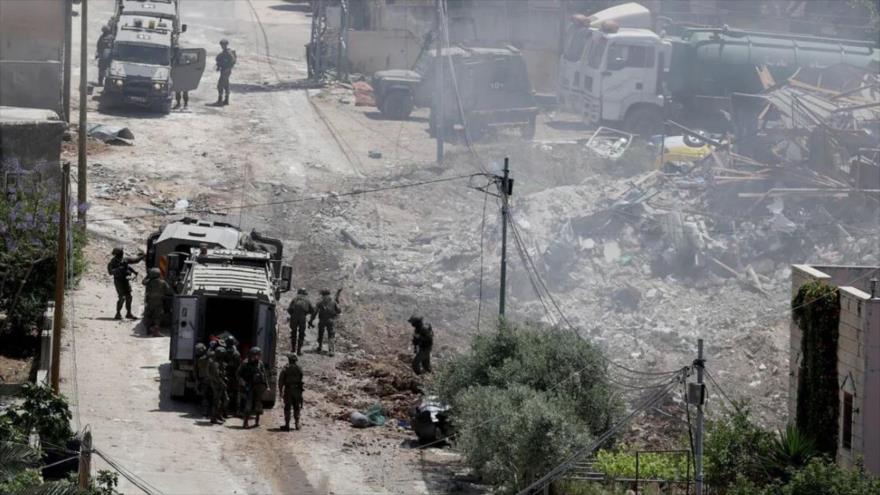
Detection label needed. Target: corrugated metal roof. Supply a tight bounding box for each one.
[190,263,272,296]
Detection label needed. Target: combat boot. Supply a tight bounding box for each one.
[295,418,301,430]
[223,94,229,105]
[243,417,249,429]
[216,91,224,105]
[114,313,122,320]
[254,414,260,427]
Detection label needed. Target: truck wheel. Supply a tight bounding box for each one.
[520,115,537,140]
[380,90,413,120]
[623,106,663,137]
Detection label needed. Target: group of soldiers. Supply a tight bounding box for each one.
[107,247,173,337]
[286,288,342,356]
[95,26,237,109]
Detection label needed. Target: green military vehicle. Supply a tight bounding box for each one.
[145,218,292,408]
[372,45,539,140]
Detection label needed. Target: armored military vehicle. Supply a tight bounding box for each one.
[146,218,292,408]
[101,0,205,113]
[372,45,539,140]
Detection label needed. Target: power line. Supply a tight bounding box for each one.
[88,173,482,224]
[476,193,488,332]
[94,447,165,495]
[703,367,740,411]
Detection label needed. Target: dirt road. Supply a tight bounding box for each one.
[60,1,472,494]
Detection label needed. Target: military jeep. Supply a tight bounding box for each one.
[372,45,538,140]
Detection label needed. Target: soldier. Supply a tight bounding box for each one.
[238,347,268,429]
[278,353,304,431]
[409,315,433,375]
[194,343,211,417]
[142,268,173,337]
[224,335,241,416]
[215,39,236,105]
[96,24,114,86]
[211,346,229,423]
[287,288,315,356]
[107,247,144,320]
[309,289,341,356]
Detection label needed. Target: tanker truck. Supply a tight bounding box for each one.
[557,2,880,135]
[145,218,293,408]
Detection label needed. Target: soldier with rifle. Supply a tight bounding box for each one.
[107,247,144,320]
[309,288,342,357]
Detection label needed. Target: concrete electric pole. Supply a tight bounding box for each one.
[63,0,73,121]
[498,158,511,318]
[434,0,444,163]
[693,338,706,495]
[78,0,88,223]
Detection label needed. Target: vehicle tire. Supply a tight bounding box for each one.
[683,133,705,148]
[622,105,663,137]
[380,90,413,120]
[520,115,537,140]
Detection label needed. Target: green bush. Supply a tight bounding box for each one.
[0,161,86,355]
[594,449,692,481]
[432,322,622,493]
[780,458,880,495]
[2,384,73,448]
[704,404,774,489]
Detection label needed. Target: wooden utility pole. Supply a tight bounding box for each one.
[434,0,444,162]
[78,0,88,223]
[498,158,511,318]
[77,429,92,489]
[63,0,73,121]
[50,163,70,393]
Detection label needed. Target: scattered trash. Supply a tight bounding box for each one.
[353,81,375,107]
[585,127,633,161]
[173,199,189,211]
[87,124,134,144]
[350,403,386,428]
[410,397,452,444]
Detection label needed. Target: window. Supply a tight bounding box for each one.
[606,44,655,71]
[588,37,607,69]
[563,28,588,63]
[114,42,170,65]
[842,392,853,450]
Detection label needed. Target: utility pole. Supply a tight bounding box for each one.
[77,429,92,489]
[693,338,705,495]
[50,163,70,394]
[498,158,511,318]
[434,0,444,163]
[78,0,88,224]
[63,0,73,121]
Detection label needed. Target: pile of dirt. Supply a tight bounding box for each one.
[336,357,423,419]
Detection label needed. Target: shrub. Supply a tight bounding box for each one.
[0,160,86,355]
[594,449,692,481]
[432,322,622,493]
[703,404,774,489]
[3,384,73,447]
[780,458,880,495]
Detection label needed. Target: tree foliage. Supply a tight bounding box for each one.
[2,384,73,448]
[704,405,774,488]
[432,322,622,493]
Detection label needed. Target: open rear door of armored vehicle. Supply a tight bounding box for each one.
[255,301,277,408]
[170,295,200,398]
[172,47,207,92]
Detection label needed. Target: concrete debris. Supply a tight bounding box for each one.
[87,123,134,144]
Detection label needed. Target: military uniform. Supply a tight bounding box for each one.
[310,291,341,356]
[238,349,268,428]
[107,249,144,320]
[96,28,114,86]
[410,316,433,375]
[278,354,304,431]
[194,344,212,417]
[209,348,228,423]
[224,338,242,415]
[215,40,236,105]
[287,291,315,356]
[142,268,173,336]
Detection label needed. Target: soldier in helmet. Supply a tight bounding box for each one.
[224,335,242,416]
[409,314,433,375]
[215,39,236,105]
[142,268,174,337]
[96,24,114,86]
[287,288,315,356]
[211,346,229,423]
[278,353,304,431]
[309,289,341,356]
[107,247,144,320]
[194,343,211,416]
[238,347,268,428]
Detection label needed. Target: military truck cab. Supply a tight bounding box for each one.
[146,219,292,408]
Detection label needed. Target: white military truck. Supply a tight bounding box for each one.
[557,2,879,135]
[101,0,205,113]
[145,218,292,408]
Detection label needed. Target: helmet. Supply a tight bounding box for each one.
[249,346,262,356]
[219,38,229,46]
[320,289,331,296]
[285,352,297,362]
[148,268,161,278]
[112,247,123,256]
[408,314,423,325]
[297,288,308,295]
[224,335,237,347]
[215,346,226,356]
[101,25,111,34]
[195,343,207,355]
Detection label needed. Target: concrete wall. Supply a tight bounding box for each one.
[0,0,67,115]
[347,30,422,75]
[789,264,880,476]
[0,106,66,186]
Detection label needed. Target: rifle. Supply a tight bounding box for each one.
[334,288,343,305]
